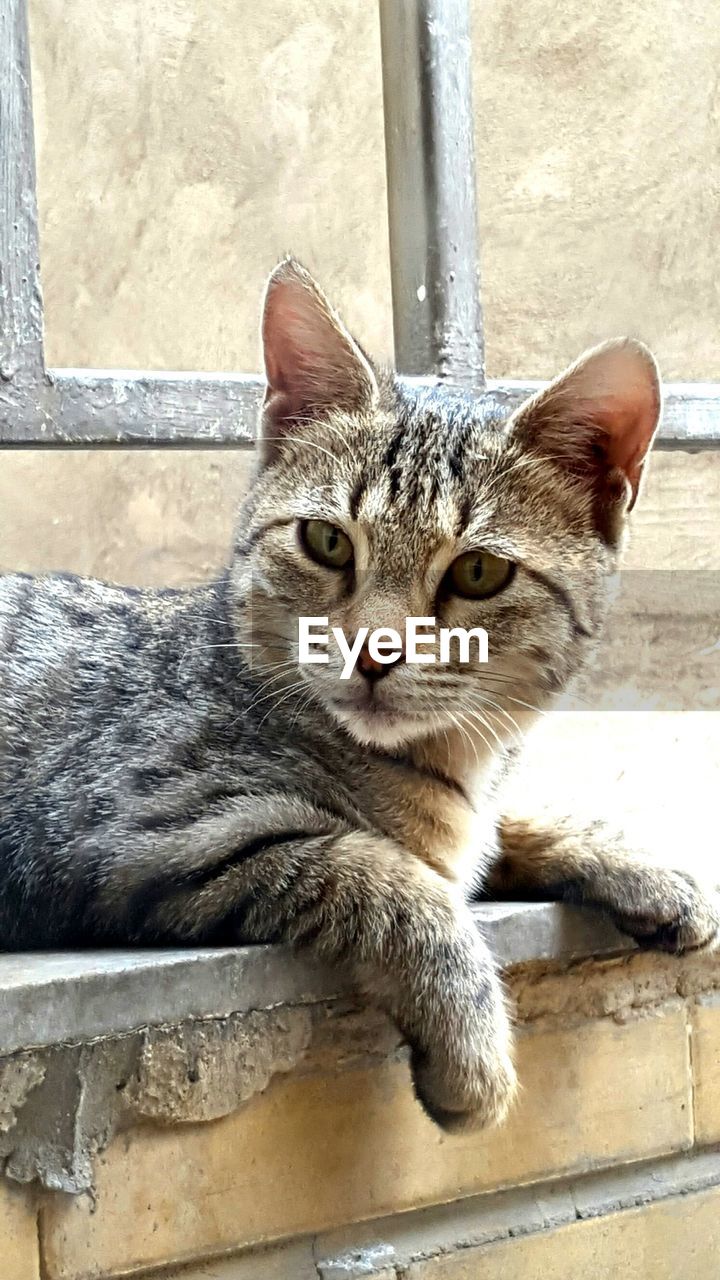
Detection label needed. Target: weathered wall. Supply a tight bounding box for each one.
[27,0,720,381]
[3,942,720,1278]
[28,0,392,374]
[0,450,256,585]
[0,0,716,591]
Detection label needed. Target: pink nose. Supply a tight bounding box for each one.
[355,644,403,682]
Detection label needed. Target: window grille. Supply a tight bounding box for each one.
[1,0,719,449]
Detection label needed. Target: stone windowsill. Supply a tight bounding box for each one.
[2,898,718,1278]
[0,901,634,1057]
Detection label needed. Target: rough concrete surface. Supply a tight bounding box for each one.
[35,1007,695,1272]
[0,943,338,1057]
[0,937,715,1197]
[125,1008,313,1124]
[0,1006,312,1193]
[313,1148,720,1279]
[0,1056,46,1133]
[509,948,720,1027]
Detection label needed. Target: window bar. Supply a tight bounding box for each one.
[379,0,485,390]
[0,0,44,386]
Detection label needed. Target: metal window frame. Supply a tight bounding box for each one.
[1,0,719,450]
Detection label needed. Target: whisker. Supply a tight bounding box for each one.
[453,709,482,770]
[445,710,478,767]
[459,703,506,755]
[288,686,318,731]
[246,664,301,710]
[465,692,525,741]
[183,641,263,651]
[256,680,307,731]
[496,692,547,719]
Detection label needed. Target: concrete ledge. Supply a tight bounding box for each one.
[0,926,716,1270]
[0,902,632,1055]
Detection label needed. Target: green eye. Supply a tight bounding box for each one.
[301,519,354,569]
[447,550,514,599]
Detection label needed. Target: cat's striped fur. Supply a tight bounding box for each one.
[1,260,717,1131]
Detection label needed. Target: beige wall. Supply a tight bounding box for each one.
[472,0,720,381]
[29,0,392,375]
[28,0,720,380]
[1,0,718,587]
[1,450,718,587]
[0,450,254,585]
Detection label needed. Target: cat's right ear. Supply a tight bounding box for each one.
[258,258,378,464]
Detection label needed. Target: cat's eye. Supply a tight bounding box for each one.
[301,519,354,569]
[446,550,514,599]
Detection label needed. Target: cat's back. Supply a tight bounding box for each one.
[0,569,178,682]
[1,569,140,643]
[0,568,201,649]
[0,571,105,705]
[0,570,204,767]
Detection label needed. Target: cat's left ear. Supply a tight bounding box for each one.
[508,338,661,529]
[259,257,379,463]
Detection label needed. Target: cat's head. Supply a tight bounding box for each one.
[232,258,660,752]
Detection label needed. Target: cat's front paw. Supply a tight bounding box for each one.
[609,866,720,955]
[410,999,517,1134]
[412,1047,517,1135]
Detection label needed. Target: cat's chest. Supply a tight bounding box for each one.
[366,757,502,890]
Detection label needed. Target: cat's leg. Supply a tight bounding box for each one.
[142,829,516,1133]
[490,814,719,953]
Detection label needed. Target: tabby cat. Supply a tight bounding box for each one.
[1,260,717,1131]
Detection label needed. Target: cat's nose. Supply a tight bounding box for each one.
[356,643,403,682]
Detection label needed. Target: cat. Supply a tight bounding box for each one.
[0,258,717,1133]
